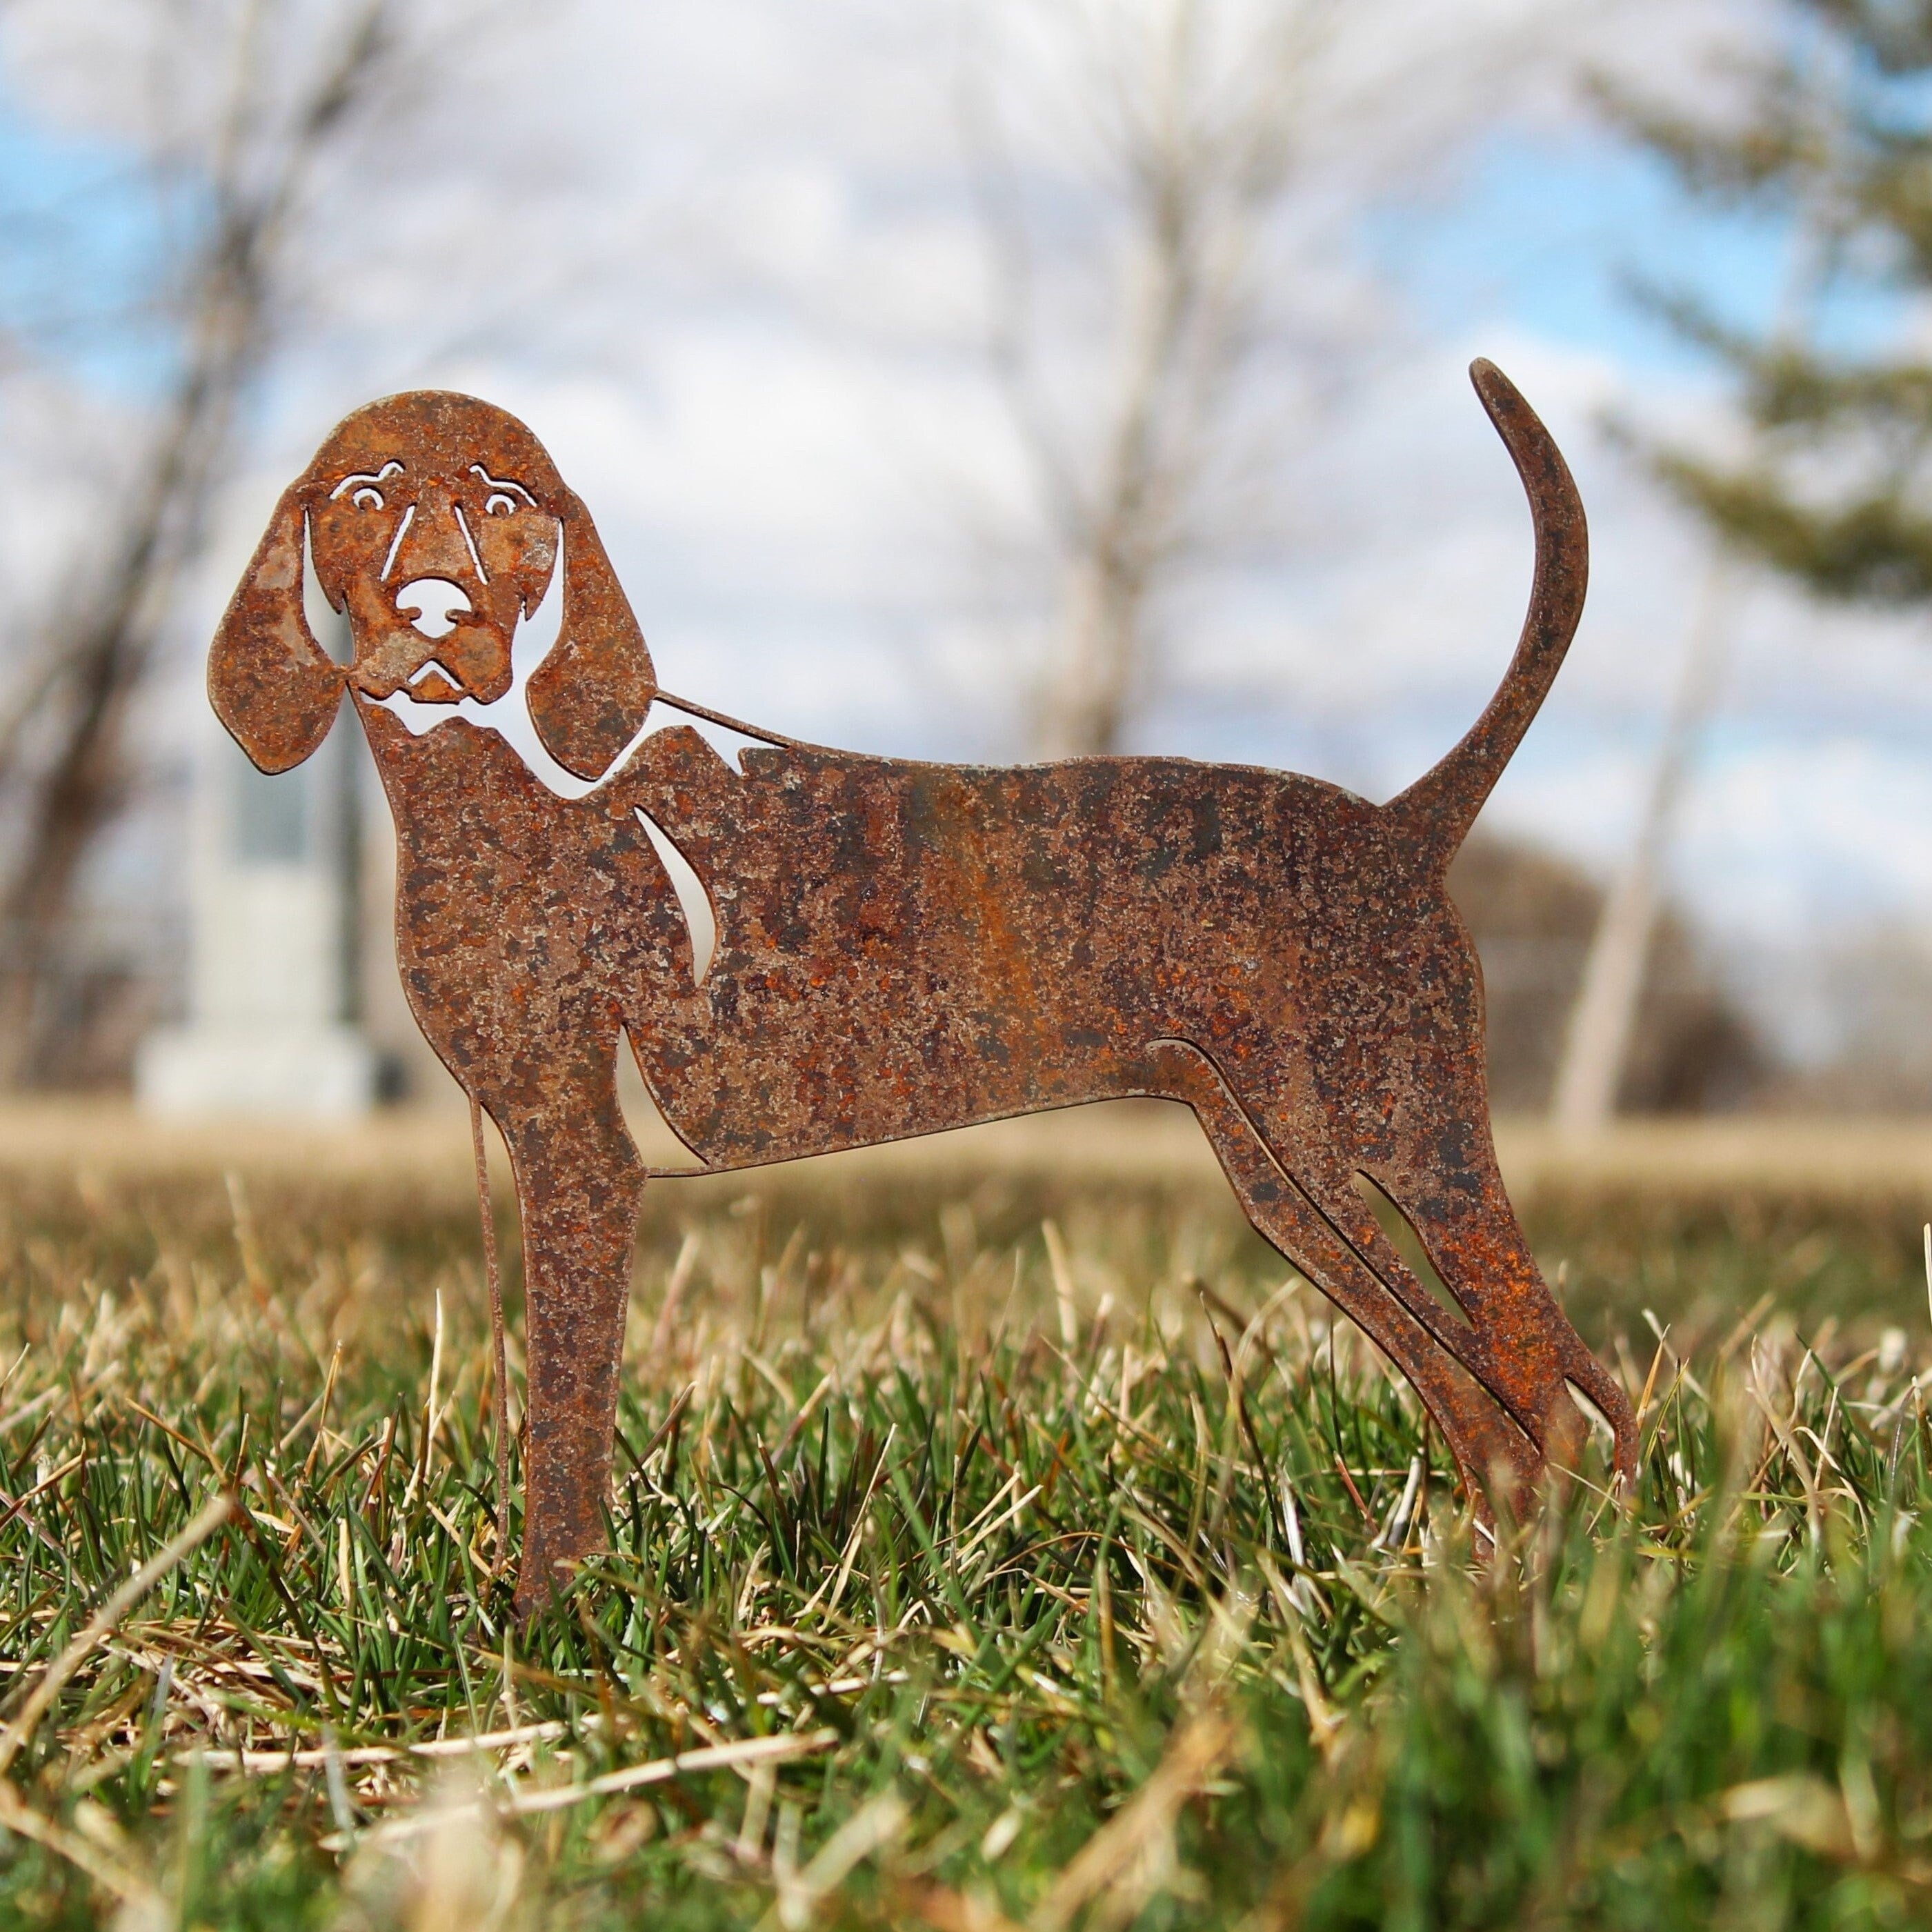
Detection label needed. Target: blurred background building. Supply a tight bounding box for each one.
[0,0,1926,1121]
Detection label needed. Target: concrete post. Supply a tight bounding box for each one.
[137,699,378,1117]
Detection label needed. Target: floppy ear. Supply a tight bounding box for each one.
[526,489,657,781]
[209,487,346,774]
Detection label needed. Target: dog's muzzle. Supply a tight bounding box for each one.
[397,578,472,639]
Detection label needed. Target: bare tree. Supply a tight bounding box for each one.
[0,1,408,1084]
[966,0,1348,757]
[960,0,1620,760]
[1549,555,1734,1134]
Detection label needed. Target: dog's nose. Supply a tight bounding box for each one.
[396,578,472,639]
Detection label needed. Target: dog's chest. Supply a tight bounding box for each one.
[376,717,687,1051]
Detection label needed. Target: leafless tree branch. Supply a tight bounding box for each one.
[0,0,403,1082]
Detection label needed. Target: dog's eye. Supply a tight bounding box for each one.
[351,486,384,511]
[484,492,519,517]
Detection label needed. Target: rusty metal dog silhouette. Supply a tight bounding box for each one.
[209,362,1635,1613]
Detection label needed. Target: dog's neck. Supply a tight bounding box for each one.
[373,681,613,799]
[368,556,627,799]
[355,699,562,815]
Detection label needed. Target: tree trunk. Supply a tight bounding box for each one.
[0,247,264,1084]
[0,1,393,1086]
[1550,555,1733,1135]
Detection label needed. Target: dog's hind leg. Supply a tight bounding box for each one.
[488,1045,648,1619]
[1258,1088,1636,1502]
[1142,1042,1543,1512]
[1355,1131,1637,1491]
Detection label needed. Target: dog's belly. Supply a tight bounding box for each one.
[617,730,1371,1168]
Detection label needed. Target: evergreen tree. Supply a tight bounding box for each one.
[1613,3,1932,602]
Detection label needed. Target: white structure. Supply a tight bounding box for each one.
[138,705,379,1118]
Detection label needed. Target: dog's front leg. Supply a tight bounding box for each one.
[491,1057,646,1619]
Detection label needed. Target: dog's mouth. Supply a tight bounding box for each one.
[406,657,464,702]
[393,577,478,701]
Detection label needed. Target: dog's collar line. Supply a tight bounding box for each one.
[649,690,815,755]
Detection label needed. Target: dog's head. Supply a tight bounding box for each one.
[210,390,655,779]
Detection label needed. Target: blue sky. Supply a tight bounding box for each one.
[1373,135,1756,377]
[0,88,179,396]
[1,43,1851,448]
[0,78,1799,408]
[1373,116,1922,384]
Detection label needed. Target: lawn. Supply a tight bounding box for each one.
[0,1147,1930,1929]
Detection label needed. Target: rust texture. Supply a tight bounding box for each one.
[209,359,1636,1613]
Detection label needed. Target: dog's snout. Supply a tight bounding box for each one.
[396,578,472,639]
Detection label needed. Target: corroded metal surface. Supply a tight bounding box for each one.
[209,361,1636,1613]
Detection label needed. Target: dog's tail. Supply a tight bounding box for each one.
[1385,359,1587,871]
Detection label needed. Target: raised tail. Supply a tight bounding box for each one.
[1386,359,1588,868]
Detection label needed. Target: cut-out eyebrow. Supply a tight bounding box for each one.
[329,459,404,499]
[469,464,535,503]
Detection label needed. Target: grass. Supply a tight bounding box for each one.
[0,1157,1929,1927]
